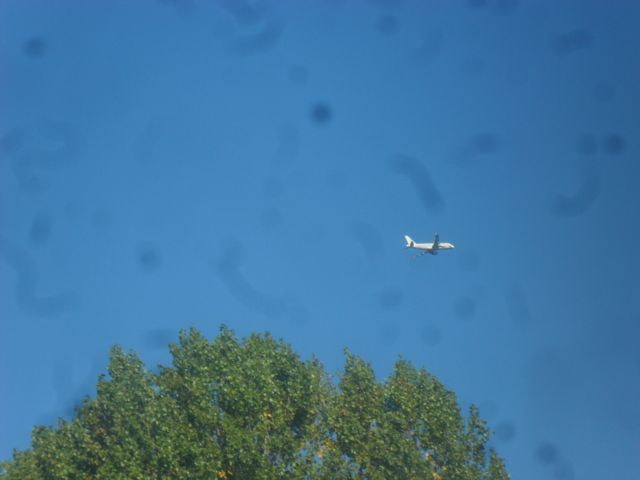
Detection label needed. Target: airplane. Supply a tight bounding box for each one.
[404,232,455,257]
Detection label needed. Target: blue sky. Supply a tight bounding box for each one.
[1,1,639,478]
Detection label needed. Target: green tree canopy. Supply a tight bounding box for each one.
[1,326,509,480]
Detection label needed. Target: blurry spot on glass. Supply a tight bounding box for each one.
[376,15,398,35]
[156,0,195,15]
[415,29,443,65]
[587,314,640,366]
[132,121,162,163]
[550,166,600,217]
[453,296,476,320]
[1,121,84,194]
[456,133,500,165]
[554,461,575,480]
[137,244,162,272]
[310,102,333,125]
[213,240,287,318]
[142,328,175,349]
[379,322,400,345]
[603,134,625,155]
[478,400,498,420]
[219,0,268,26]
[420,324,441,347]
[216,239,244,271]
[551,29,593,54]
[505,284,530,327]
[494,421,516,443]
[23,36,46,58]
[494,0,519,14]
[52,356,73,402]
[0,235,74,316]
[535,442,559,465]
[29,212,52,246]
[324,0,347,6]
[232,19,284,56]
[272,125,298,166]
[377,288,403,310]
[368,0,404,9]
[389,154,445,213]
[132,119,195,164]
[468,0,517,12]
[57,357,105,420]
[259,207,282,229]
[528,349,578,405]
[470,133,500,154]
[457,251,480,272]
[351,221,384,258]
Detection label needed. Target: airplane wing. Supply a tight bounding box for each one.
[432,232,440,249]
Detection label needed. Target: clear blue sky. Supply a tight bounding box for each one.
[1,1,639,478]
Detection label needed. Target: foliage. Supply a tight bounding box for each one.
[1,326,509,479]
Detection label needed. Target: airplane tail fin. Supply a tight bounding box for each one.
[404,235,414,248]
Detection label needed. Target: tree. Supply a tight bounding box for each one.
[1,326,509,479]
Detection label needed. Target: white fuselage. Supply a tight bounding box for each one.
[412,242,455,251]
[404,234,454,255]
